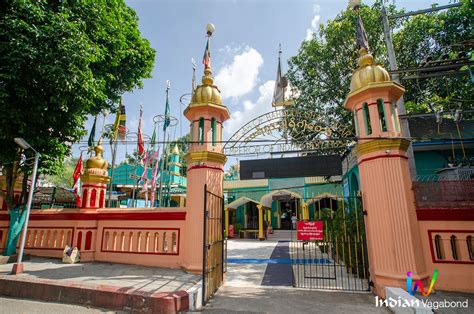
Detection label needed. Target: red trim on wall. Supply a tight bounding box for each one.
[358,154,408,165]
[427,229,474,264]
[187,165,224,172]
[417,208,474,221]
[0,212,186,221]
[100,227,180,256]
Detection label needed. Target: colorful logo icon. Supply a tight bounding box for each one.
[406,269,439,296]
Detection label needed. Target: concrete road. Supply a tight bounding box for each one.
[0,297,116,314]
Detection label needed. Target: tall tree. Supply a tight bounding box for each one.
[285,2,400,154]
[393,1,473,113]
[0,0,155,255]
[287,0,472,134]
[287,2,398,129]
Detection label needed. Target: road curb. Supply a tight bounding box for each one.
[0,275,189,313]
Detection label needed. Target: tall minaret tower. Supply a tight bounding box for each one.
[182,24,230,272]
[343,15,427,297]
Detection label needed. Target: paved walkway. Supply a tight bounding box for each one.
[225,240,279,288]
[0,257,199,293]
[203,286,388,313]
[0,296,114,314]
[205,239,387,313]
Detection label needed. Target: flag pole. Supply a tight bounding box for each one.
[107,137,118,207]
[165,133,172,207]
[158,82,171,207]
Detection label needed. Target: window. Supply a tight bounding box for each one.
[377,99,388,132]
[434,234,443,260]
[391,102,400,132]
[450,235,458,260]
[362,103,372,135]
[211,118,216,146]
[467,236,474,260]
[90,189,97,207]
[198,117,204,145]
[190,121,194,145]
[354,109,360,136]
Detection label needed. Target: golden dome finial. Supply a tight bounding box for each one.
[86,137,108,171]
[202,66,214,85]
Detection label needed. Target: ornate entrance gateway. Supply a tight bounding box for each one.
[223,108,354,157]
[291,195,370,291]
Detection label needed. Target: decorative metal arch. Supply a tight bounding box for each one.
[223,108,354,156]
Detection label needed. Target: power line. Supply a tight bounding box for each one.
[70,137,474,146]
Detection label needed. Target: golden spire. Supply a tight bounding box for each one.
[191,23,222,105]
[349,14,390,92]
[172,143,180,155]
[86,137,108,170]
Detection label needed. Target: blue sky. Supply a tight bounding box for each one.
[76,0,452,166]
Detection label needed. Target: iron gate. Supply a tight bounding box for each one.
[291,195,370,291]
[202,184,226,305]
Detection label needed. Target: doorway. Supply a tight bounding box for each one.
[279,199,296,230]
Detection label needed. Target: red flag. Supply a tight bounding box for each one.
[72,153,83,207]
[72,153,83,183]
[137,108,145,156]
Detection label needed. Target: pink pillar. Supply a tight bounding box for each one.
[181,65,230,273]
[344,49,427,297]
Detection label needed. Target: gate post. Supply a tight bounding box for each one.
[257,205,265,240]
[343,44,427,295]
[181,26,230,273]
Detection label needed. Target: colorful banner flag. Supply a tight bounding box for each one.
[150,125,157,150]
[150,149,160,207]
[72,153,83,207]
[202,38,210,67]
[137,108,145,156]
[87,116,97,149]
[356,15,369,51]
[163,81,171,132]
[113,104,126,141]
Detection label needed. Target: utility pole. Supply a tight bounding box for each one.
[381,4,417,178]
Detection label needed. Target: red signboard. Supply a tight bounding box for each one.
[297,221,323,241]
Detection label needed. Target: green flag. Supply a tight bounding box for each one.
[163,81,170,132]
[88,116,97,149]
[150,125,157,149]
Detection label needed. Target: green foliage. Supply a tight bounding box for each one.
[287,0,473,134]
[287,2,400,128]
[0,0,155,210]
[393,0,473,112]
[45,157,78,188]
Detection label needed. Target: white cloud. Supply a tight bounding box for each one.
[224,80,275,138]
[305,4,321,41]
[215,46,264,99]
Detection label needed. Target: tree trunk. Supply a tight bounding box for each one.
[3,206,26,256]
[2,159,29,256]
